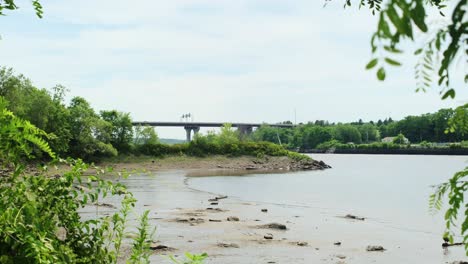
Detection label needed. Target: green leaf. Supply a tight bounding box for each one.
[414,48,423,55]
[384,58,401,66]
[410,2,428,32]
[366,58,379,69]
[441,89,455,100]
[384,46,403,53]
[377,67,386,81]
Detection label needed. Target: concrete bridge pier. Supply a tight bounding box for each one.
[184,126,201,142]
[238,125,253,137]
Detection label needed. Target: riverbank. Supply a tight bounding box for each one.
[302,148,468,155]
[97,155,331,173]
[83,162,467,264]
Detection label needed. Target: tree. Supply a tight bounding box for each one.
[100,110,134,153]
[446,103,468,139]
[68,97,117,159]
[134,125,159,145]
[332,124,362,144]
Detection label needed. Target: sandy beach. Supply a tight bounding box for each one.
[79,156,467,264]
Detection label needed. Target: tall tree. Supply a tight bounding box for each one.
[100,110,134,153]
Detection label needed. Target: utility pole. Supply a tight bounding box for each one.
[294,108,297,126]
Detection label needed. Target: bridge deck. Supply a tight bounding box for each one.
[131,121,293,128]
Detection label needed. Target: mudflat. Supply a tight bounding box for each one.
[80,163,467,264]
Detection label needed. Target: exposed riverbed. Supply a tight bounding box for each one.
[81,154,468,263]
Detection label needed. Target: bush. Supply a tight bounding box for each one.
[0,103,159,263]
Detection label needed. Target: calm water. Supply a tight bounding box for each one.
[188,154,468,235]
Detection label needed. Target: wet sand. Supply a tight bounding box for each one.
[81,168,467,264]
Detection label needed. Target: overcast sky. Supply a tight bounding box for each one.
[0,0,466,138]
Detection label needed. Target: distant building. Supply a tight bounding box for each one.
[382,136,409,144]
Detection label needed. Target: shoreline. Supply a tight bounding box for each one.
[82,162,468,264]
[98,154,331,175]
[301,148,468,156]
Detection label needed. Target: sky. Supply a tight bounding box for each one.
[0,0,466,139]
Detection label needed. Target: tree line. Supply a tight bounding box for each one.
[0,67,158,160]
[252,107,468,150]
[2,67,467,159]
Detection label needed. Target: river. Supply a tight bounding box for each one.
[186,154,468,262]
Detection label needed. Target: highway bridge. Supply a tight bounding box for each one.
[131,121,293,141]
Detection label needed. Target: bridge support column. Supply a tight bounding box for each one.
[238,125,253,139]
[184,126,200,142]
[193,127,200,137]
[185,127,192,142]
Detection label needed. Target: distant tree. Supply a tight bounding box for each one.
[100,110,134,153]
[68,97,117,159]
[357,123,380,142]
[432,108,455,142]
[332,124,362,144]
[392,133,409,144]
[446,104,468,140]
[134,125,159,145]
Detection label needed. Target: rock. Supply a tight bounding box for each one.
[206,208,224,212]
[297,241,308,246]
[209,219,222,222]
[216,195,228,200]
[245,166,258,170]
[93,202,116,209]
[227,216,240,222]
[344,214,365,221]
[261,209,268,213]
[175,218,204,224]
[450,261,468,264]
[334,241,342,246]
[366,245,385,252]
[210,202,219,205]
[335,254,346,259]
[208,198,218,202]
[217,242,240,248]
[264,233,274,239]
[149,244,176,252]
[258,223,287,230]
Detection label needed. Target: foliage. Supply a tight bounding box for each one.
[446,104,468,138]
[68,97,118,160]
[343,0,467,99]
[392,133,409,144]
[101,110,134,153]
[430,166,468,252]
[128,210,156,264]
[135,128,310,161]
[341,0,468,255]
[0,0,43,18]
[169,253,208,264]
[0,99,192,263]
[134,125,159,145]
[0,96,54,164]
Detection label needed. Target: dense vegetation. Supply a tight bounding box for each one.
[252,105,468,150]
[0,98,156,263]
[0,67,309,162]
